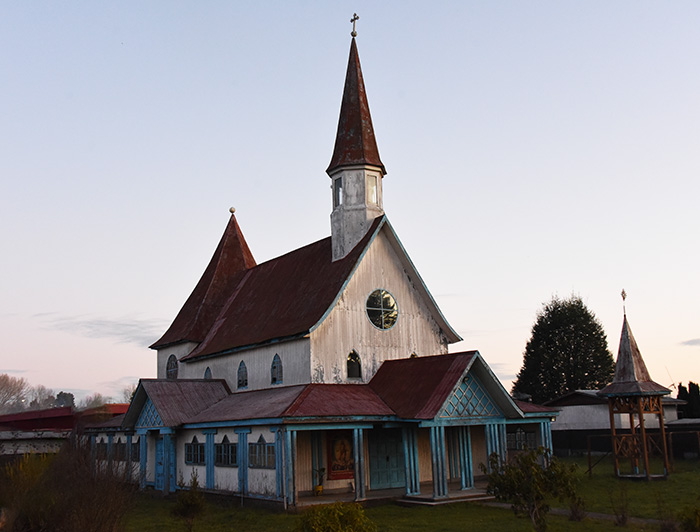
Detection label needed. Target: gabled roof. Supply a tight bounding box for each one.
[179,216,383,360]
[598,315,670,397]
[544,390,607,407]
[151,213,256,349]
[369,352,476,419]
[123,379,231,428]
[327,37,386,176]
[170,215,459,362]
[367,351,522,420]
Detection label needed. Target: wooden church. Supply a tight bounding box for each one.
[88,29,557,507]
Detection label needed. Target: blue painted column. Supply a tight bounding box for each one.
[107,434,114,469]
[310,431,323,490]
[353,428,365,500]
[126,434,133,482]
[272,428,285,500]
[498,423,507,463]
[203,429,217,490]
[235,428,250,495]
[402,427,420,495]
[161,431,173,494]
[139,431,148,489]
[283,429,297,506]
[430,426,448,498]
[458,426,473,489]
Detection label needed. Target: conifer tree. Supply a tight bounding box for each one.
[512,295,614,404]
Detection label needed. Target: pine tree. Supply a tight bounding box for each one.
[512,295,615,404]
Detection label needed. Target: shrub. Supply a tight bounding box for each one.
[481,447,580,532]
[0,439,133,532]
[295,502,377,532]
[172,470,206,532]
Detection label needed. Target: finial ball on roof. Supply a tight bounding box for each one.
[229,207,236,214]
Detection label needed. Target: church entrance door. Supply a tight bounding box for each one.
[368,428,405,490]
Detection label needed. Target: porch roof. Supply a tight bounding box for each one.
[369,352,477,419]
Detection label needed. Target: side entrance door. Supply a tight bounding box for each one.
[154,437,177,491]
[368,428,406,490]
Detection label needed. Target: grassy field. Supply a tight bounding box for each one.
[121,457,700,531]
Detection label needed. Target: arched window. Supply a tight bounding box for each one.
[166,354,178,380]
[237,361,248,389]
[204,367,212,379]
[347,350,361,379]
[271,354,283,385]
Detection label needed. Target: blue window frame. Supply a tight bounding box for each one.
[249,435,275,469]
[215,435,237,467]
[185,436,205,465]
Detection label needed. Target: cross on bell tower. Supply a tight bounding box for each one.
[327,17,387,261]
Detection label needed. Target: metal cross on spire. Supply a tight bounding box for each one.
[350,13,359,37]
[621,288,627,315]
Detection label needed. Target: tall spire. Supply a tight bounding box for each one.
[327,36,386,176]
[151,209,256,349]
[328,26,387,261]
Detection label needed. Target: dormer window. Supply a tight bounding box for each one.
[333,177,343,208]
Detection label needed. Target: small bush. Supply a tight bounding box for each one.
[172,470,206,532]
[609,483,629,527]
[0,439,133,532]
[295,502,377,532]
[679,501,700,531]
[481,447,580,532]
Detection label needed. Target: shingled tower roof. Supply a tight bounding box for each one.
[151,211,256,349]
[327,37,386,176]
[598,315,670,397]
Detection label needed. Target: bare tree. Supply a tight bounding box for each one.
[28,385,57,410]
[0,374,30,414]
[121,383,138,403]
[78,393,112,410]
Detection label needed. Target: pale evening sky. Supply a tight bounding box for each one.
[1,2,698,402]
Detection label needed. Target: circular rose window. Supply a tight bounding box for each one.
[366,289,398,330]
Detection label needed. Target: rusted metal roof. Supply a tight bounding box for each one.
[179,216,383,361]
[137,379,231,426]
[188,385,307,424]
[326,37,386,176]
[369,352,477,419]
[283,384,393,417]
[515,400,557,414]
[598,315,670,397]
[151,213,256,349]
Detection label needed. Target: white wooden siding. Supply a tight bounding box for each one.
[311,229,447,384]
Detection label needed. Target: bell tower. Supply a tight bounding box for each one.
[327,19,386,261]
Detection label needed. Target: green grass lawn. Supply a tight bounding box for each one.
[121,457,700,531]
[566,455,700,520]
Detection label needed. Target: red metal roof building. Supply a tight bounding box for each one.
[87,28,557,507]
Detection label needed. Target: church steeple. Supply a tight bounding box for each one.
[328,25,386,261]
